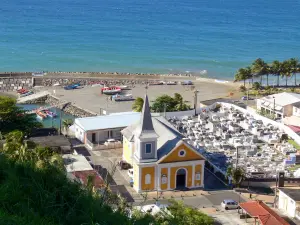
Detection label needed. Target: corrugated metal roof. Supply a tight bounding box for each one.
[75,112,140,131]
[262,92,300,107]
[63,154,93,172]
[239,201,289,225]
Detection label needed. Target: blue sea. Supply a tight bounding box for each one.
[1,0,300,79]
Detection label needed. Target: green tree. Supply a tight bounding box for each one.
[234,67,251,87]
[0,96,42,134]
[132,97,144,112]
[62,119,73,129]
[226,166,245,188]
[173,93,191,111]
[282,59,292,87]
[154,200,214,225]
[252,82,261,90]
[251,58,268,85]
[151,95,176,112]
[288,58,299,86]
[270,60,283,86]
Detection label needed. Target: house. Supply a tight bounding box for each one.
[278,188,300,220]
[73,112,140,150]
[62,154,105,189]
[121,95,205,193]
[257,92,300,118]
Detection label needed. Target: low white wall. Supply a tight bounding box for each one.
[161,103,218,119]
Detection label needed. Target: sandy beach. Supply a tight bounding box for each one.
[37,79,238,114]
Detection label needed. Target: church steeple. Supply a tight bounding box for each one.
[134,94,158,162]
[135,95,158,138]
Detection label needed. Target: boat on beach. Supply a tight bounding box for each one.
[101,86,122,95]
[166,81,177,85]
[117,85,130,90]
[36,110,47,120]
[53,82,61,86]
[112,94,133,101]
[64,83,80,90]
[19,91,33,97]
[17,88,27,94]
[149,81,164,85]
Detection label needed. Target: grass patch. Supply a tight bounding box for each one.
[288,139,300,150]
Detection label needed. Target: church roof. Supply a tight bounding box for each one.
[122,116,186,160]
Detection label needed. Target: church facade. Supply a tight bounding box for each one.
[122,95,205,193]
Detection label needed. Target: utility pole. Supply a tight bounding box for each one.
[59,109,63,135]
[163,103,167,118]
[194,90,198,116]
[236,147,239,168]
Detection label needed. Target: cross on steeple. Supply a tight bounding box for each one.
[145,84,148,94]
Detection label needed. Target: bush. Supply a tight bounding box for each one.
[239,85,246,92]
[253,82,261,90]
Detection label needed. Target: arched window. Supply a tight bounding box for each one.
[145,174,151,184]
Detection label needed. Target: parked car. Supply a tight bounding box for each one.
[241,96,253,100]
[221,199,240,210]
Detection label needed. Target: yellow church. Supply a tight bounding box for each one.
[122,95,206,193]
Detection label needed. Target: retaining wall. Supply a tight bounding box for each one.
[0,77,33,92]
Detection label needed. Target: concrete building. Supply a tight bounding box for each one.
[257,92,300,119]
[73,112,140,150]
[121,95,205,193]
[278,188,300,220]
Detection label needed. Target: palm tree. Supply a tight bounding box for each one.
[234,67,251,87]
[270,60,282,86]
[251,58,268,86]
[226,166,245,188]
[132,97,144,112]
[288,58,299,86]
[282,60,292,87]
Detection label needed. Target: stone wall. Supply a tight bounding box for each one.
[0,78,33,92]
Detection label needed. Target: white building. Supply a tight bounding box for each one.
[73,112,140,150]
[257,92,300,119]
[62,154,93,173]
[278,188,300,220]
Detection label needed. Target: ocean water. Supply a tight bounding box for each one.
[1,0,300,79]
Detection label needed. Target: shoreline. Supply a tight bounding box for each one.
[0,71,239,88]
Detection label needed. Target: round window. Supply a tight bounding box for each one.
[178,150,186,157]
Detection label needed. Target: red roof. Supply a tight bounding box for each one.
[239,201,289,225]
[288,125,300,133]
[72,170,105,188]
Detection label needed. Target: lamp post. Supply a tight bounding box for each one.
[273,96,276,118]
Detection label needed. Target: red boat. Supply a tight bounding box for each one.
[17,88,28,94]
[101,86,122,95]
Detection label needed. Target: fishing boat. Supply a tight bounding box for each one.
[17,88,27,93]
[64,83,80,90]
[117,85,129,90]
[44,110,57,118]
[149,81,164,85]
[101,86,122,95]
[36,110,47,120]
[53,82,61,86]
[19,91,33,98]
[166,81,177,85]
[112,94,133,101]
